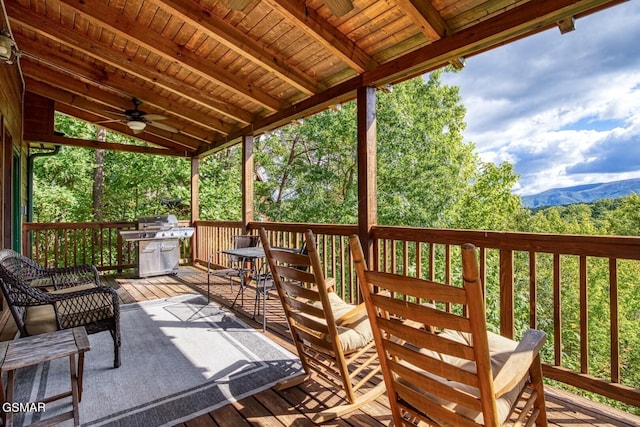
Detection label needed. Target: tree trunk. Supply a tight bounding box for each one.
[93,128,106,221]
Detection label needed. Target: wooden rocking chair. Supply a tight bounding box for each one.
[350,237,548,427]
[259,228,384,423]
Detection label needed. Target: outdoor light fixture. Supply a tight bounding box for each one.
[325,0,354,17]
[127,120,146,131]
[226,0,252,10]
[0,31,19,65]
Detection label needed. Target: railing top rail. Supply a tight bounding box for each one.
[194,220,244,228]
[23,221,137,231]
[247,221,358,236]
[372,226,640,259]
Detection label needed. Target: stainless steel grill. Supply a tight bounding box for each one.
[119,214,195,278]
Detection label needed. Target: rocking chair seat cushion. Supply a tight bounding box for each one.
[400,329,526,425]
[310,292,373,354]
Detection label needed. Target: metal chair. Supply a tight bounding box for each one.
[259,227,384,422]
[350,237,548,427]
[206,234,259,301]
[251,242,307,331]
[251,261,275,331]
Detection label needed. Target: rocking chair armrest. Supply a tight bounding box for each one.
[50,264,100,289]
[335,301,367,327]
[324,277,336,292]
[493,329,546,397]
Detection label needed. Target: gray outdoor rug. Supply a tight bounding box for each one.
[11,294,303,426]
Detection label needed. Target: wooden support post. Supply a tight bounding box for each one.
[241,135,254,234]
[190,157,199,263]
[357,86,377,264]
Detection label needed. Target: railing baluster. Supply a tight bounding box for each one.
[529,251,537,329]
[553,253,562,367]
[610,258,620,383]
[500,248,514,339]
[580,255,589,375]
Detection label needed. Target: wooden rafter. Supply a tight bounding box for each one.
[151,0,323,96]
[201,0,624,155]
[21,61,212,145]
[54,104,196,153]
[24,132,190,157]
[18,46,231,136]
[24,78,206,151]
[54,0,288,112]
[268,0,377,73]
[396,0,465,69]
[4,0,624,158]
[6,2,255,126]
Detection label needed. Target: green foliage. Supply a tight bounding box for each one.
[35,114,191,221]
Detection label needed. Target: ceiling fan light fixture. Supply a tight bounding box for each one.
[127,120,146,131]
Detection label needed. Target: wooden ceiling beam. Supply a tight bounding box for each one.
[54,104,194,153]
[396,0,465,69]
[16,39,234,136]
[364,0,625,86]
[24,132,190,157]
[55,0,287,112]
[6,2,254,125]
[24,78,207,152]
[202,0,622,155]
[268,0,377,73]
[21,60,213,145]
[151,0,322,96]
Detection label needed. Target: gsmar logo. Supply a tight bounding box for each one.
[2,402,46,413]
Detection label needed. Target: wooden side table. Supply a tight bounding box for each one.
[0,327,91,427]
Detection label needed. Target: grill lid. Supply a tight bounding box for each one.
[138,214,178,230]
[119,214,194,241]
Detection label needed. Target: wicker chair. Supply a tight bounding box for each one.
[0,248,101,291]
[0,254,121,368]
[350,237,548,427]
[259,228,384,422]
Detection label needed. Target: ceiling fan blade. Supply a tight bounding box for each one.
[148,121,179,133]
[325,0,354,16]
[144,114,166,121]
[94,119,120,124]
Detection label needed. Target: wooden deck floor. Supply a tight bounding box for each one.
[3,265,639,426]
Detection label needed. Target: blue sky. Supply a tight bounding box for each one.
[440,1,640,196]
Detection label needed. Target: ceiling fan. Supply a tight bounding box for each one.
[98,98,178,134]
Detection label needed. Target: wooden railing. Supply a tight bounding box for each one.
[22,219,640,410]
[23,220,193,271]
[371,226,640,410]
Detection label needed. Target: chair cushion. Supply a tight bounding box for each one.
[49,284,97,294]
[24,290,115,335]
[24,305,59,335]
[397,329,526,425]
[310,292,373,354]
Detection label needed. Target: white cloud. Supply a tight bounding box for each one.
[441,1,640,196]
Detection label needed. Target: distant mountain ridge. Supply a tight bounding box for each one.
[521,178,640,208]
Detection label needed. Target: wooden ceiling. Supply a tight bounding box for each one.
[5,0,626,158]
